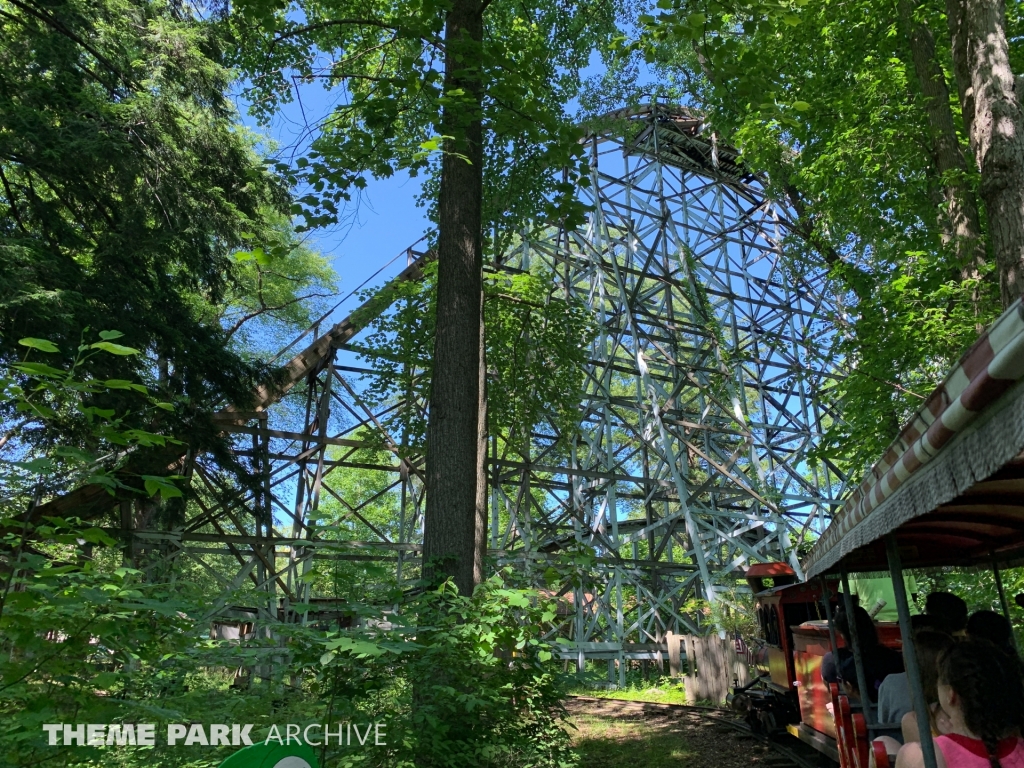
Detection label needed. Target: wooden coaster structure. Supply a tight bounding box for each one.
[33,104,848,678]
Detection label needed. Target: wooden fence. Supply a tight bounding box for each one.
[665,632,752,704]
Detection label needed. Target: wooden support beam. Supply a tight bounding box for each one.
[23,252,435,525]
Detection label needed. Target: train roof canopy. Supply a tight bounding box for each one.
[804,300,1024,577]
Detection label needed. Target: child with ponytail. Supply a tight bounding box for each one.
[896,638,1024,767]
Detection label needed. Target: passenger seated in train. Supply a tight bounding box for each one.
[967,611,1017,659]
[911,614,945,634]
[926,592,969,637]
[838,653,873,699]
[835,654,906,748]
[895,638,1024,768]
[883,631,956,751]
[822,604,905,702]
[877,631,955,740]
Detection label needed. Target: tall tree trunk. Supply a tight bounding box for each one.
[945,0,975,144]
[898,0,986,300]
[422,0,485,596]
[474,288,488,585]
[946,0,1024,307]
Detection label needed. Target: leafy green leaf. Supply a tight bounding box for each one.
[12,362,65,377]
[324,637,387,658]
[11,458,55,473]
[90,342,140,356]
[80,405,116,419]
[78,527,117,546]
[93,671,121,689]
[142,475,182,499]
[85,473,119,492]
[54,446,95,462]
[18,338,59,353]
[104,379,148,392]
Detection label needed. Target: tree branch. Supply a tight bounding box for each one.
[272,18,443,51]
[487,292,544,309]
[860,371,928,400]
[0,166,30,236]
[5,0,132,89]
[224,293,334,338]
[0,616,99,692]
[0,417,33,452]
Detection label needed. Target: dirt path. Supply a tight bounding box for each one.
[565,697,780,768]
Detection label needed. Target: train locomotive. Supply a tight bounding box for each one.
[725,301,1024,768]
[730,563,903,764]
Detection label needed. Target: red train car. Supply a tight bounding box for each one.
[736,299,1024,768]
[736,563,903,764]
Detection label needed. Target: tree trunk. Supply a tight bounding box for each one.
[946,0,1024,307]
[474,286,488,585]
[898,0,986,297]
[422,0,485,596]
[945,0,975,142]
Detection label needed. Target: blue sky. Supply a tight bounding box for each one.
[236,84,433,324]
[233,47,631,317]
[231,40,671,351]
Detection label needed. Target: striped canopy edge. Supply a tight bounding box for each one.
[803,299,1024,578]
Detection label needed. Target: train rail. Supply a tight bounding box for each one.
[567,695,832,768]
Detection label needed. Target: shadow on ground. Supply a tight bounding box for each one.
[566,699,773,768]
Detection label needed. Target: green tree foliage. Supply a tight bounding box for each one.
[612,0,1023,476]
[0,0,290,428]
[907,567,1024,653]
[303,438,411,601]
[199,219,339,355]
[313,574,575,768]
[229,0,615,239]
[0,339,192,763]
[353,262,596,455]
[2,334,184,503]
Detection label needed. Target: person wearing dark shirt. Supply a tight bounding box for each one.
[822,603,904,703]
[925,592,968,636]
[966,610,1017,658]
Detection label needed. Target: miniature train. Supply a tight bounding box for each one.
[729,300,1024,768]
[731,562,903,765]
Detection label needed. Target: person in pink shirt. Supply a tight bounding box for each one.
[896,639,1024,768]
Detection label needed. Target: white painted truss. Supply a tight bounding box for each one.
[115,105,847,675]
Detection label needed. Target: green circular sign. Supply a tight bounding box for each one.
[218,741,319,768]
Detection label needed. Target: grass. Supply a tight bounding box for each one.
[569,713,697,768]
[567,674,691,705]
